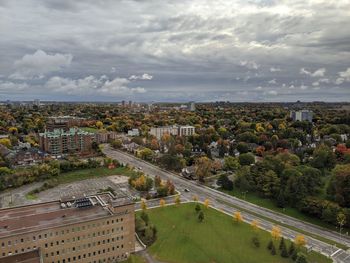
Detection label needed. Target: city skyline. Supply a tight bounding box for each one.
[0,0,350,102]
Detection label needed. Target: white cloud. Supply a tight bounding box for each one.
[255,86,262,90]
[45,75,146,96]
[9,50,72,80]
[300,84,308,90]
[300,67,326,77]
[312,81,319,86]
[335,78,344,85]
[270,67,281,72]
[129,73,153,80]
[338,68,350,82]
[110,67,117,73]
[267,90,277,95]
[240,60,259,70]
[268,79,277,84]
[319,78,330,83]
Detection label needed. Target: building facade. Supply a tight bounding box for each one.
[46,117,86,131]
[0,193,135,263]
[39,128,95,156]
[290,110,313,122]
[150,125,195,139]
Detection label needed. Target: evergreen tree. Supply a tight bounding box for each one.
[267,240,273,250]
[296,252,308,263]
[291,250,298,261]
[271,243,276,255]
[289,242,295,256]
[281,243,289,258]
[198,211,204,222]
[195,203,201,213]
[279,237,285,250]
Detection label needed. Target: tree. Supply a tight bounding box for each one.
[111,139,122,149]
[204,199,210,208]
[195,203,201,213]
[328,164,350,207]
[198,211,204,222]
[217,174,233,190]
[267,240,273,250]
[294,234,306,247]
[270,243,276,255]
[192,195,198,202]
[175,195,181,206]
[159,199,165,207]
[238,153,255,166]
[271,226,281,240]
[224,156,240,171]
[252,236,260,248]
[237,142,249,154]
[276,191,286,208]
[138,148,154,161]
[311,144,336,170]
[233,211,243,223]
[279,237,286,250]
[140,211,149,225]
[141,200,147,211]
[195,157,212,182]
[96,121,103,129]
[281,243,289,258]
[251,220,259,232]
[0,138,11,148]
[337,212,346,235]
[154,175,162,187]
[288,242,295,256]
[295,252,308,263]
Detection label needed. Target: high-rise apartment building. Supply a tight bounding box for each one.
[150,125,195,139]
[39,128,95,156]
[290,110,313,122]
[0,193,135,263]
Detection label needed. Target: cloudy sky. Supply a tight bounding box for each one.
[0,0,349,102]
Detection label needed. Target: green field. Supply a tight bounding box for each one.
[221,187,350,234]
[140,203,331,263]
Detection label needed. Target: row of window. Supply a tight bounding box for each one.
[1,218,124,248]
[51,253,127,263]
[2,236,125,257]
[45,244,125,258]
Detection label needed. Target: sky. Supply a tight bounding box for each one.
[0,0,349,102]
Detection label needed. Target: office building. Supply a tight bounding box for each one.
[290,110,313,122]
[39,128,95,156]
[189,102,196,111]
[0,193,135,263]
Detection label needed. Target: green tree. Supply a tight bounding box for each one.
[224,156,240,171]
[238,153,255,166]
[311,144,336,170]
[198,211,204,222]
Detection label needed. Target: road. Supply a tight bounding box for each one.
[103,145,350,263]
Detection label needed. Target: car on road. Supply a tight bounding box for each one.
[183,188,190,192]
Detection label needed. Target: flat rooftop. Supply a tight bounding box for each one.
[0,194,133,239]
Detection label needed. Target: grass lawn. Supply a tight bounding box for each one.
[221,187,350,234]
[121,255,146,263]
[81,127,99,133]
[53,166,136,185]
[140,203,331,263]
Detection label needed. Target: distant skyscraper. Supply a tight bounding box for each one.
[33,99,40,106]
[121,100,125,107]
[129,100,132,107]
[190,101,196,111]
[290,110,313,122]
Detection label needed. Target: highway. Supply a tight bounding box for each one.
[103,145,350,263]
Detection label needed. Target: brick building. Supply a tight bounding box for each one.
[39,128,95,156]
[0,193,135,263]
[46,117,86,131]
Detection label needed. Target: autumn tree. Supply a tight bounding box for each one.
[175,195,181,206]
[204,199,210,208]
[160,199,165,207]
[233,211,243,223]
[141,200,147,211]
[294,234,306,247]
[271,226,281,240]
[195,157,212,182]
[251,220,259,232]
[96,121,103,129]
[327,164,350,207]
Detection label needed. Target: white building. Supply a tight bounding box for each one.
[150,125,195,139]
[290,110,313,122]
[128,129,140,137]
